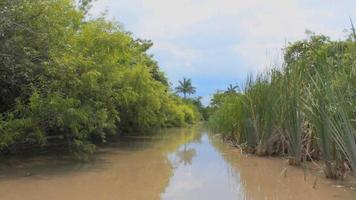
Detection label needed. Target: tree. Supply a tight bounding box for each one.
[78,0,93,14]
[0,0,201,160]
[225,84,239,94]
[175,78,196,99]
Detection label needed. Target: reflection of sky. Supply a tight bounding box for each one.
[162,134,245,200]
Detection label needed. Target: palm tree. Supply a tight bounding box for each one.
[225,84,239,94]
[175,78,196,99]
[176,147,196,166]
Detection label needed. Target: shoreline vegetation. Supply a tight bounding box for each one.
[208,30,356,179]
[0,0,355,188]
[0,0,203,160]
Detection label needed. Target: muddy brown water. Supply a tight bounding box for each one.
[0,126,355,200]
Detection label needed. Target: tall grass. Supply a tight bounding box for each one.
[209,33,356,178]
[280,65,303,165]
[244,73,280,155]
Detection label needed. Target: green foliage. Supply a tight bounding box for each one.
[209,32,356,178]
[0,0,200,160]
[183,97,208,120]
[209,93,242,138]
[279,67,303,164]
[175,77,196,99]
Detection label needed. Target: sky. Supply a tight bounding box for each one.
[89,0,356,105]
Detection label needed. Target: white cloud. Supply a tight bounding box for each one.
[154,42,203,65]
[90,0,356,95]
[233,40,282,73]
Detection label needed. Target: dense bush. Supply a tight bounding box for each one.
[0,0,200,159]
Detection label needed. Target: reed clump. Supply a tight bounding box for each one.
[208,31,356,179]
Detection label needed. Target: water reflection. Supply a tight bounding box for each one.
[0,127,201,200]
[0,127,355,200]
[173,132,198,166]
[162,134,245,200]
[209,131,356,200]
[175,147,197,166]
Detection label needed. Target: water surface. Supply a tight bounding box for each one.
[0,127,355,200]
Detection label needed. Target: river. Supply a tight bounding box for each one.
[0,126,355,200]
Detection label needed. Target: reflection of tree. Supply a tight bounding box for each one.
[160,127,201,166]
[176,145,197,166]
[191,133,203,144]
